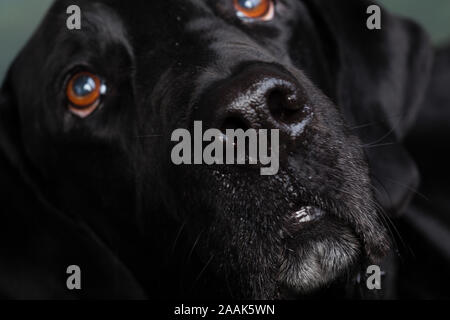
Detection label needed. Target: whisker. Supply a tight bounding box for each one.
[382,177,429,201]
[348,113,405,131]
[179,229,204,294]
[353,109,410,147]
[361,142,397,149]
[322,171,404,252]
[171,218,188,256]
[369,176,409,253]
[186,230,204,264]
[190,254,215,292]
[349,122,379,130]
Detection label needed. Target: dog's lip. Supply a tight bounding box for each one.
[280,206,326,238]
[292,206,325,224]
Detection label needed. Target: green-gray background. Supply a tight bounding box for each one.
[1,0,450,82]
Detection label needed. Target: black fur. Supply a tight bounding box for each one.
[0,0,436,299]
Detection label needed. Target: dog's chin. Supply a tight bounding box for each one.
[200,202,364,299]
[277,213,361,296]
[178,166,388,299]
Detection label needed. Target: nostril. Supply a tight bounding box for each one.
[267,88,302,122]
[220,115,251,132]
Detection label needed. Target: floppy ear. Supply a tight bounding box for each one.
[308,0,434,216]
[0,72,146,299]
[0,70,27,171]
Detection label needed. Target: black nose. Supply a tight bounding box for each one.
[200,64,311,136]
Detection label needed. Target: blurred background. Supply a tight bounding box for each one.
[0,0,450,82]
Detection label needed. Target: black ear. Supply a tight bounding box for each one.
[0,71,146,299]
[308,0,434,216]
[0,70,25,167]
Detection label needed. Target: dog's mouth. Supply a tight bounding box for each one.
[281,206,327,238]
[171,141,389,298]
[275,203,363,296]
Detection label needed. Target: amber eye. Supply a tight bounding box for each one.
[234,0,274,21]
[66,71,106,118]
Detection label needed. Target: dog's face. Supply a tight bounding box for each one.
[0,0,432,299]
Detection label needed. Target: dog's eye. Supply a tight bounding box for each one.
[66,72,107,118]
[234,0,274,21]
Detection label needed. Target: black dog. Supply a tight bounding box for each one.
[0,0,440,299]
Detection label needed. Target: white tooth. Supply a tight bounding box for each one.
[294,208,307,219]
[298,215,311,223]
[292,206,324,224]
